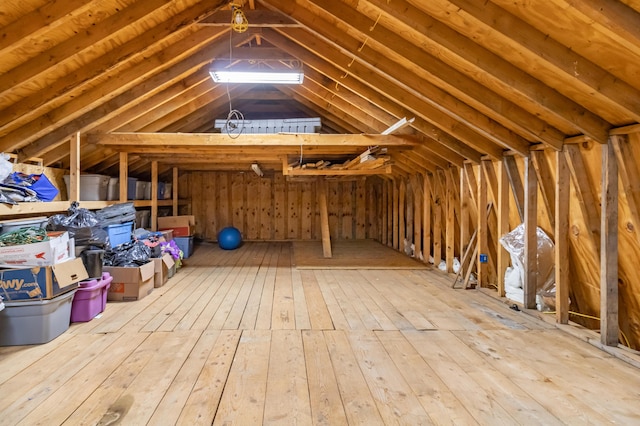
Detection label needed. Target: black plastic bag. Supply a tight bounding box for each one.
[103,240,151,267]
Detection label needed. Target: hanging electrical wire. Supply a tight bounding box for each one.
[223,8,245,139]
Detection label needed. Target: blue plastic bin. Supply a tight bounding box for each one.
[104,222,133,247]
[174,236,194,259]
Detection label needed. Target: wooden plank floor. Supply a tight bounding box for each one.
[1,241,640,425]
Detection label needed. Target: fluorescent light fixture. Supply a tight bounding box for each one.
[381,116,415,135]
[210,70,304,84]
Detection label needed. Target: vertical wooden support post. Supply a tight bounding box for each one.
[381,179,388,245]
[477,164,488,287]
[119,152,128,202]
[399,179,406,253]
[600,139,619,346]
[446,168,455,272]
[423,173,432,263]
[172,167,179,215]
[392,179,399,250]
[69,132,81,202]
[151,161,158,232]
[318,177,332,258]
[460,167,470,260]
[524,156,538,309]
[555,149,570,324]
[497,158,510,298]
[413,175,422,260]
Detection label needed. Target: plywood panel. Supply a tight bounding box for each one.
[288,179,301,239]
[342,180,354,239]
[300,180,314,240]
[260,176,273,240]
[246,173,260,240]
[355,178,367,239]
[273,172,286,240]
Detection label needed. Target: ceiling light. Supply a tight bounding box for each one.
[210,69,304,84]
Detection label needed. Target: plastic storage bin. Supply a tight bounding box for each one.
[174,236,194,259]
[70,272,113,322]
[0,216,48,233]
[135,181,146,200]
[107,177,119,200]
[0,289,76,346]
[64,174,110,201]
[162,183,172,199]
[135,210,150,229]
[143,182,152,200]
[127,177,137,200]
[104,222,133,247]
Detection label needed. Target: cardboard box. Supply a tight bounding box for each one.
[0,231,72,267]
[104,261,154,301]
[157,215,195,237]
[152,253,175,288]
[0,257,88,301]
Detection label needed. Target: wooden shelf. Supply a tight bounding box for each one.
[0,200,177,216]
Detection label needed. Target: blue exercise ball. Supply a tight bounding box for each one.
[218,226,242,250]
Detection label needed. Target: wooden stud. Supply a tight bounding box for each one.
[423,173,432,263]
[151,161,158,232]
[433,173,444,268]
[69,133,81,202]
[445,168,455,272]
[317,178,332,258]
[555,149,570,324]
[119,152,128,203]
[600,139,619,346]
[477,164,488,287]
[497,158,510,298]
[412,175,422,261]
[524,156,538,309]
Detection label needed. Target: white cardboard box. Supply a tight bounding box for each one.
[0,232,72,267]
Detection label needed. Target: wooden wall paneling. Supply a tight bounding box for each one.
[433,172,444,268]
[399,179,407,251]
[460,166,471,265]
[423,173,432,262]
[301,180,314,240]
[246,173,260,240]
[445,169,455,272]
[342,181,354,239]
[273,172,286,240]
[189,171,201,235]
[504,155,525,222]
[601,139,619,346]
[477,163,488,287]
[216,172,229,230]
[392,179,399,249]
[611,135,640,248]
[555,149,570,324]
[232,173,245,232]
[531,150,556,233]
[497,158,510,298]
[317,177,332,258]
[328,181,340,240]
[259,175,273,240]
[411,174,423,261]
[407,179,415,252]
[355,178,367,240]
[288,178,301,239]
[524,156,538,309]
[205,172,218,241]
[565,144,602,255]
[387,179,393,246]
[367,178,380,241]
[381,178,388,244]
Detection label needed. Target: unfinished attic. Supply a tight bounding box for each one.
[1,0,640,423]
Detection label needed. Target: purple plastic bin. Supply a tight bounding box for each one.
[71,272,113,322]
